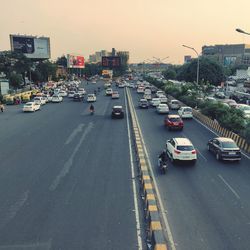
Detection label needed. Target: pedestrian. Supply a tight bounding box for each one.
[0,102,4,112]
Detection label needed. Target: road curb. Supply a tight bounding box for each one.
[126,88,168,250]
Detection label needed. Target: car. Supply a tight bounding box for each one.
[73,93,84,101]
[222,99,238,108]
[111,106,124,119]
[156,90,164,97]
[236,104,250,119]
[168,99,180,110]
[106,88,113,96]
[178,106,193,119]
[166,137,197,164]
[58,90,68,97]
[78,88,86,95]
[111,91,120,99]
[68,91,76,98]
[137,86,144,94]
[143,94,152,100]
[207,137,241,161]
[139,99,149,109]
[104,82,111,89]
[164,114,183,130]
[156,103,169,114]
[23,102,41,112]
[51,95,63,103]
[33,96,46,105]
[118,83,125,88]
[150,98,161,107]
[159,96,168,104]
[87,94,96,102]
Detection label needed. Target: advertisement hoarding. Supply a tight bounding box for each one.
[0,80,10,95]
[102,56,121,68]
[67,54,85,68]
[224,56,237,66]
[10,35,51,59]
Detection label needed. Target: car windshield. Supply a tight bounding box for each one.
[177,145,194,151]
[221,141,238,148]
[169,118,181,122]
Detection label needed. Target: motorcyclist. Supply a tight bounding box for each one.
[89,104,95,114]
[158,150,168,167]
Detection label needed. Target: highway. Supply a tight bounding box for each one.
[0,81,143,250]
[129,87,250,250]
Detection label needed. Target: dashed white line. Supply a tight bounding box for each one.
[65,124,85,145]
[125,89,143,250]
[218,174,240,200]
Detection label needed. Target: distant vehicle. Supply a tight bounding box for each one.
[104,82,111,89]
[139,99,149,109]
[118,83,125,88]
[112,91,120,99]
[111,106,124,119]
[164,114,183,130]
[166,137,197,164]
[58,90,68,97]
[178,106,193,119]
[168,99,180,110]
[137,86,144,93]
[159,96,168,104]
[68,91,76,98]
[144,88,152,95]
[156,90,164,97]
[23,102,41,112]
[143,94,152,100]
[150,98,161,107]
[236,104,250,118]
[156,103,169,114]
[78,88,86,95]
[207,137,241,161]
[73,93,84,102]
[51,95,63,103]
[151,86,158,94]
[87,94,96,102]
[106,88,113,96]
[33,96,46,105]
[221,99,238,108]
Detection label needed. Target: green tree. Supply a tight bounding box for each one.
[163,69,176,80]
[9,72,23,89]
[56,55,67,68]
[36,61,57,81]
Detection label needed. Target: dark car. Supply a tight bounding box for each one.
[164,114,183,130]
[111,106,124,119]
[207,137,241,161]
[73,93,84,101]
[139,99,149,109]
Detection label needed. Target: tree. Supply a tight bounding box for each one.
[56,55,67,68]
[9,72,23,89]
[36,61,57,81]
[163,69,176,80]
[177,57,226,85]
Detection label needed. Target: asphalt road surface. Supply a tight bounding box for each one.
[129,87,250,250]
[0,81,143,250]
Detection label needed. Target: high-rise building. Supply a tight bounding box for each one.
[202,44,250,66]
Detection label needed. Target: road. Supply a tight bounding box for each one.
[129,87,250,250]
[0,81,143,250]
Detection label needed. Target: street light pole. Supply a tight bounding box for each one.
[236,28,250,35]
[182,44,200,85]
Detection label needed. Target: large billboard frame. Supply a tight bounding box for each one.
[10,34,51,59]
[102,56,121,68]
[67,54,85,69]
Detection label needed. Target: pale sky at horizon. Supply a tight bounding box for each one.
[1,0,250,64]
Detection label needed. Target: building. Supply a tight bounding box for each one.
[202,44,250,66]
[117,51,130,65]
[184,55,192,63]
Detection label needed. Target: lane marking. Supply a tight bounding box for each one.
[125,90,143,250]
[127,89,176,250]
[64,124,85,145]
[194,117,250,160]
[218,174,240,200]
[50,122,94,191]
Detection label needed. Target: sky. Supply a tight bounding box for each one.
[0,0,250,64]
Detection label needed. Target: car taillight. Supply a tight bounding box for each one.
[180,122,183,126]
[174,149,181,154]
[192,150,196,154]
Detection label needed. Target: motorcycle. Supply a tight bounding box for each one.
[158,158,168,174]
[90,109,94,115]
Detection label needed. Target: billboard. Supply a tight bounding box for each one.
[10,35,50,59]
[67,54,85,68]
[102,56,121,68]
[224,56,237,66]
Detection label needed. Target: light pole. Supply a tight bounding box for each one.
[236,28,250,35]
[182,44,200,85]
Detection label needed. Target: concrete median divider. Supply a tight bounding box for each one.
[126,88,168,250]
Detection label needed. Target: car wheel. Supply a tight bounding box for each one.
[216,152,221,161]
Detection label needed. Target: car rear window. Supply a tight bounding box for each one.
[26,103,32,106]
[184,108,192,112]
[172,101,179,104]
[113,108,122,112]
[177,145,194,151]
[169,118,181,122]
[221,141,238,148]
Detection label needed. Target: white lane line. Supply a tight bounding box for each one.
[218,174,240,200]
[193,117,250,160]
[125,89,143,250]
[127,89,176,250]
[65,124,85,145]
[50,122,94,191]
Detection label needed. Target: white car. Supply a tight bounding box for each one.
[137,87,144,93]
[23,102,41,112]
[178,106,193,119]
[156,90,164,97]
[87,94,96,102]
[59,90,68,97]
[169,99,180,110]
[166,137,197,164]
[78,88,86,95]
[156,103,169,114]
[160,96,168,104]
[68,91,76,98]
[150,98,161,107]
[33,96,46,105]
[143,94,152,100]
[106,88,113,96]
[52,95,63,103]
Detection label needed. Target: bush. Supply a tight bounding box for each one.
[243,121,250,144]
